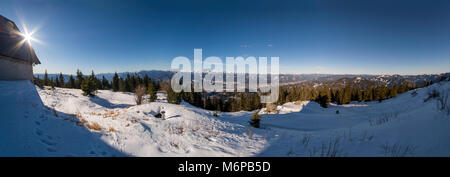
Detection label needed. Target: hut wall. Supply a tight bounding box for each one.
[0,55,33,81]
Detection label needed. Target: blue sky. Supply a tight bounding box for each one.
[1,0,450,75]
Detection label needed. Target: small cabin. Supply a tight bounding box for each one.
[0,15,40,81]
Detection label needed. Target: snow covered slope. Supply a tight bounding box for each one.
[0,80,449,156]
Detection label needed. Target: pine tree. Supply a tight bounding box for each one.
[364,85,373,102]
[343,85,352,104]
[375,85,388,102]
[81,77,97,96]
[55,77,60,88]
[101,76,110,90]
[143,75,150,88]
[390,85,398,98]
[125,74,132,92]
[147,82,157,102]
[167,82,181,104]
[336,89,345,105]
[34,76,44,88]
[58,73,65,88]
[317,88,330,108]
[90,70,100,90]
[76,69,84,89]
[118,78,126,92]
[398,80,409,93]
[357,89,363,102]
[68,75,75,88]
[112,72,120,91]
[50,78,55,89]
[44,70,49,86]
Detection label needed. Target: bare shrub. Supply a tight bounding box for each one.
[265,103,277,113]
[410,90,418,97]
[424,89,440,102]
[249,112,261,128]
[355,130,374,142]
[170,141,180,149]
[301,133,312,148]
[86,122,102,131]
[169,125,185,135]
[135,85,147,105]
[109,127,115,132]
[176,126,185,135]
[319,137,344,157]
[77,117,87,126]
[191,125,200,132]
[381,142,417,157]
[436,90,449,115]
[294,101,303,105]
[369,113,396,126]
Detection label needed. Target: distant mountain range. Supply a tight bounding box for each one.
[35,70,450,87]
[34,70,174,83]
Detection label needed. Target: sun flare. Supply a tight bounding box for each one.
[23,32,33,43]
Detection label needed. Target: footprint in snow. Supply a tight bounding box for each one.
[40,139,57,146]
[35,129,44,136]
[46,147,57,152]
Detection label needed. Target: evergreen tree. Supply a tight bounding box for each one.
[375,85,388,102]
[55,76,60,88]
[34,76,44,88]
[143,75,150,88]
[250,93,261,110]
[101,76,110,90]
[336,89,345,105]
[343,85,352,104]
[68,75,75,88]
[317,87,330,108]
[390,85,398,98]
[398,80,409,93]
[167,82,181,104]
[125,74,132,92]
[118,78,126,92]
[76,69,84,89]
[364,85,374,102]
[81,77,97,96]
[50,78,55,89]
[44,70,49,86]
[357,89,363,102]
[147,82,157,102]
[58,73,65,88]
[112,72,120,91]
[90,70,101,90]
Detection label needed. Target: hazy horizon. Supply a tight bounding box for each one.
[34,69,449,76]
[1,0,450,75]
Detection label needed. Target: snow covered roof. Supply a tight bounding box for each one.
[0,15,40,64]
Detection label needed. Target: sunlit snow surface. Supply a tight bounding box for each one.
[0,80,449,156]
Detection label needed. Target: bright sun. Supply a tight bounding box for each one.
[23,33,33,43]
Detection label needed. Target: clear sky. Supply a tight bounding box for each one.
[1,0,449,75]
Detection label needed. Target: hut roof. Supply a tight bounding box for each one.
[0,15,40,64]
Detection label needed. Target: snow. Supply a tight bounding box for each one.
[0,80,449,156]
